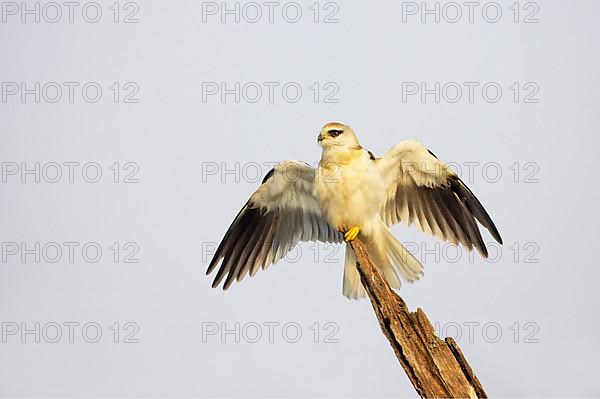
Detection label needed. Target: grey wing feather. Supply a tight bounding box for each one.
[207,161,342,290]
[378,141,502,258]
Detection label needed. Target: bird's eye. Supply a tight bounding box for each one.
[328,129,343,137]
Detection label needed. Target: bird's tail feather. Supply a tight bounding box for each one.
[342,224,424,299]
[342,244,366,299]
[375,225,424,284]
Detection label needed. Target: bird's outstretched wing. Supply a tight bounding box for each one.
[377,141,502,257]
[207,160,342,289]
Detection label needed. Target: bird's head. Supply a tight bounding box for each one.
[317,122,360,149]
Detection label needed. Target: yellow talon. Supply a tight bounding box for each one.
[344,226,360,242]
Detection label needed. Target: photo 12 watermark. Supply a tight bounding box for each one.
[201,2,339,24]
[1,2,140,24]
[1,241,140,264]
[201,321,340,343]
[1,162,140,184]
[1,82,140,104]
[433,320,540,344]
[400,2,539,24]
[401,81,540,104]
[201,81,340,104]
[1,321,140,343]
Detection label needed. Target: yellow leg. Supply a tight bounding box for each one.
[344,226,360,242]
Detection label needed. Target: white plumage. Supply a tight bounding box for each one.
[207,122,502,298]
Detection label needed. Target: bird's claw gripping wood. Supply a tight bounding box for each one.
[344,226,360,242]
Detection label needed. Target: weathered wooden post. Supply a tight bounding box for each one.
[349,238,487,398]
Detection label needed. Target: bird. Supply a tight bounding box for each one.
[207,122,503,299]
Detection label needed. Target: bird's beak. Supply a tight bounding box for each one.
[317,133,323,143]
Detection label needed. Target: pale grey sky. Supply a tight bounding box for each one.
[1,0,599,397]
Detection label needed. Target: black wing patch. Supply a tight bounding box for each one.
[262,168,275,184]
